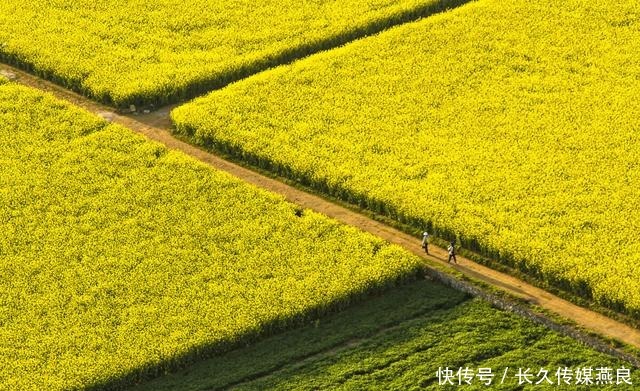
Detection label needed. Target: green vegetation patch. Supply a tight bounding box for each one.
[130,280,638,391]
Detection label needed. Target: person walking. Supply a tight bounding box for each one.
[421,231,430,255]
[447,241,457,264]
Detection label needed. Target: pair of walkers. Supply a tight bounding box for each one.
[421,232,457,264]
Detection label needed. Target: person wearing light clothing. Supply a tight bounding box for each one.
[421,231,429,255]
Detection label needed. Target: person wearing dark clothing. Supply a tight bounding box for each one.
[447,241,457,264]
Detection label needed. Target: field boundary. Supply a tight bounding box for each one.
[2,63,639,364]
[0,0,472,109]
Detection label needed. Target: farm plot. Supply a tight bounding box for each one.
[0,82,420,391]
[0,0,462,108]
[173,0,640,316]
[132,280,637,391]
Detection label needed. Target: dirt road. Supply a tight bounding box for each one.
[3,63,640,354]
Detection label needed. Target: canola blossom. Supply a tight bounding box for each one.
[173,0,640,316]
[0,82,421,390]
[0,0,456,108]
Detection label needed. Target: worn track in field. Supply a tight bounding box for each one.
[3,63,640,354]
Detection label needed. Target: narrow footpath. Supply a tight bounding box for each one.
[3,63,640,354]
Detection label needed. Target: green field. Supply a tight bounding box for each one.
[0,0,464,108]
[0,81,421,390]
[172,0,640,317]
[131,279,637,391]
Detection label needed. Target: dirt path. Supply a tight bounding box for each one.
[3,64,640,353]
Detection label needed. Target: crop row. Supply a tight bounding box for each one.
[0,82,421,390]
[172,0,640,317]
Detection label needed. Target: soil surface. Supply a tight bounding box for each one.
[3,63,640,351]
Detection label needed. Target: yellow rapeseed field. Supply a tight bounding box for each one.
[0,0,456,108]
[173,0,640,315]
[0,81,420,390]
